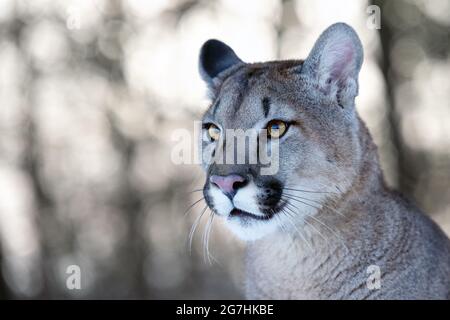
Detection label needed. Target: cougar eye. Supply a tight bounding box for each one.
[206,124,221,141]
[266,120,287,138]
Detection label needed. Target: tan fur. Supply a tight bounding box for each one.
[198,23,450,299]
[246,119,450,299]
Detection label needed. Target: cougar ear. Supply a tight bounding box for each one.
[301,23,363,108]
[199,39,243,88]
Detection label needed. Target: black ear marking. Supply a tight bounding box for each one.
[199,39,243,86]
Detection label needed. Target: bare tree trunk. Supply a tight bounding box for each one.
[372,0,407,192]
[373,0,450,201]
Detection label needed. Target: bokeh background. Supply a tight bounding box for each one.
[0,0,449,299]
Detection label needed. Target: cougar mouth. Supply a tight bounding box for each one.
[229,208,273,221]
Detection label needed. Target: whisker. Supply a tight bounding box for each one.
[285,181,341,192]
[202,210,216,265]
[186,189,204,194]
[188,205,208,254]
[282,197,349,252]
[283,203,329,244]
[275,214,288,234]
[283,194,323,211]
[183,197,205,217]
[283,193,346,218]
[286,202,338,236]
[282,210,313,251]
[274,213,298,252]
[285,200,343,240]
[283,187,336,194]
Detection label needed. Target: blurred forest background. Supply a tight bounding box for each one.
[0,0,449,299]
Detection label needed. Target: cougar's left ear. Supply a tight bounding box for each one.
[301,23,363,108]
[199,39,243,95]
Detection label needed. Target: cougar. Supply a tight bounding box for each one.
[197,23,450,299]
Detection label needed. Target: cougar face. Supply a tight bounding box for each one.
[198,23,364,241]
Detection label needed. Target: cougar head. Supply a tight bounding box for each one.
[198,23,364,241]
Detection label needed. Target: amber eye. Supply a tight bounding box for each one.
[206,124,221,141]
[266,120,287,139]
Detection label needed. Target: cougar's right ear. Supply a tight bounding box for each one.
[199,39,243,93]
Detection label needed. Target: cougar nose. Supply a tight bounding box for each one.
[210,174,247,198]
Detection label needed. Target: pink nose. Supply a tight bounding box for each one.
[210,174,247,196]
